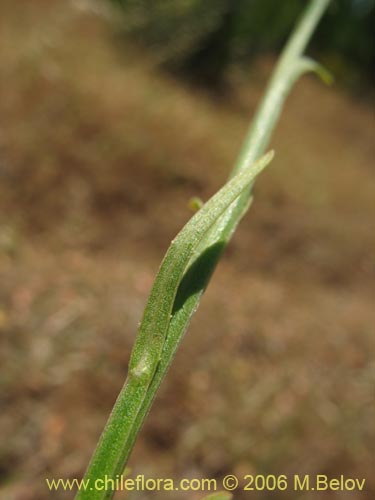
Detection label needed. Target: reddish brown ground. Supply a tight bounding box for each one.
[0,1,374,499]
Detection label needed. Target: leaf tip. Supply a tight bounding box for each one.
[259,149,275,170]
[188,196,204,212]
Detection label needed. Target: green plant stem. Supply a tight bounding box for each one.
[75,152,274,499]
[76,1,330,499]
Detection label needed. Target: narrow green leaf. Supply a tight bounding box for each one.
[76,151,273,500]
[297,56,334,85]
[128,150,274,380]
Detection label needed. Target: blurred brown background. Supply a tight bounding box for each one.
[0,1,374,499]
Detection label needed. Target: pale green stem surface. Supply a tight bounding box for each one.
[76,1,331,499]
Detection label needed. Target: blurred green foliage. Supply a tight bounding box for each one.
[111,0,374,90]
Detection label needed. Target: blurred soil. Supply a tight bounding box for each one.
[0,1,374,499]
